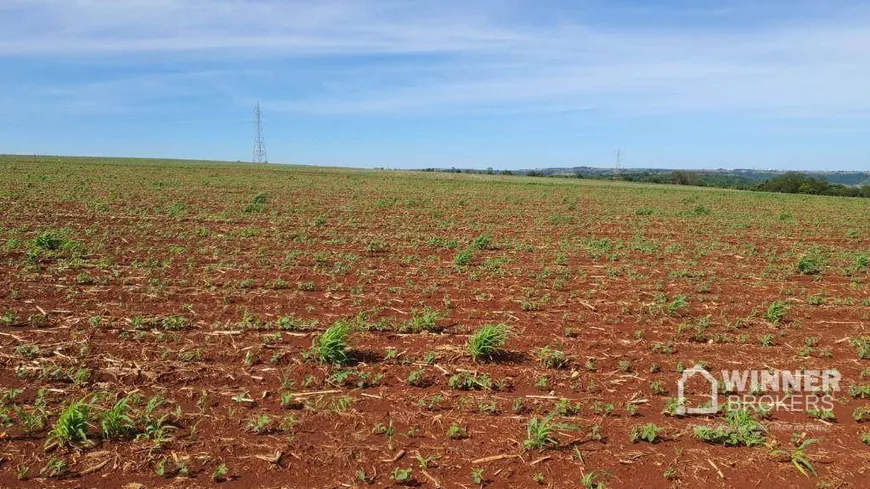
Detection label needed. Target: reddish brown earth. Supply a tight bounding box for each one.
[0,157,869,488]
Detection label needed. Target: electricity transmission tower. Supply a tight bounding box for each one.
[613,149,621,180]
[252,102,268,164]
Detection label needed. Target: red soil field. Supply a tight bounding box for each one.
[1,157,869,488]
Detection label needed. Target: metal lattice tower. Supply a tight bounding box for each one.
[613,149,621,180]
[252,102,268,164]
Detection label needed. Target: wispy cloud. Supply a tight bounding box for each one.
[0,0,528,56]
[1,0,870,119]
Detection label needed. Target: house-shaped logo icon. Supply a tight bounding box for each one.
[676,365,718,415]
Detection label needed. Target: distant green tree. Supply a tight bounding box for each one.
[752,171,867,198]
[671,171,701,186]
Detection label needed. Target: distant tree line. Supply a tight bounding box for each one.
[617,170,753,189]
[416,167,870,199]
[753,171,870,198]
[620,170,870,198]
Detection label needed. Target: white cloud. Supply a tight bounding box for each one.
[0,0,526,56]
[1,0,870,119]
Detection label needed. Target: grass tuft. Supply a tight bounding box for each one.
[46,399,92,449]
[312,320,353,364]
[694,405,766,447]
[467,324,511,361]
[100,394,137,440]
[524,415,558,450]
[764,301,787,325]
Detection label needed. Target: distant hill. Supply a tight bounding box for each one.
[522,167,870,187]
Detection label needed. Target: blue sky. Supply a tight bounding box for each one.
[1,0,869,171]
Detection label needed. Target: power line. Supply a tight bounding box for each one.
[252,102,268,164]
